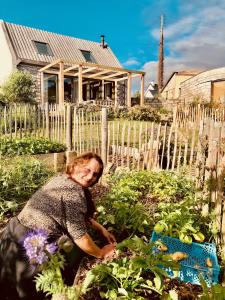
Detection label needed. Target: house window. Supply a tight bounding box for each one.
[44,75,75,103]
[80,50,95,63]
[64,77,74,102]
[44,74,58,103]
[34,41,53,56]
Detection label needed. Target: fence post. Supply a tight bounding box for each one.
[66,105,72,151]
[45,103,50,139]
[173,105,177,124]
[101,107,108,166]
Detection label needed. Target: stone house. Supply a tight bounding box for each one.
[0,20,145,106]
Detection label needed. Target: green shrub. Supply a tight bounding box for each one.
[107,107,129,120]
[1,71,36,103]
[126,105,161,122]
[0,137,66,156]
[0,156,53,218]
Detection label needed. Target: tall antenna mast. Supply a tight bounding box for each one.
[157,15,164,92]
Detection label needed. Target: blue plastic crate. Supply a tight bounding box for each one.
[151,231,220,286]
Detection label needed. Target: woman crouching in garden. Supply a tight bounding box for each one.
[0,152,116,299]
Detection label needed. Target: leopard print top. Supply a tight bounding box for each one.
[18,174,90,242]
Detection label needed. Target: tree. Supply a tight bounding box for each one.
[1,71,36,103]
[133,91,140,98]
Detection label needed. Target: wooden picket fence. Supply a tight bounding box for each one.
[1,103,225,244]
[1,103,225,173]
[173,104,225,125]
[0,104,102,154]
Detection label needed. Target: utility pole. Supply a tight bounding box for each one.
[157,15,164,92]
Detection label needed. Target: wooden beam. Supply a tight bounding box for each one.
[42,70,59,75]
[103,71,127,79]
[64,65,79,73]
[58,62,64,105]
[87,70,110,78]
[82,66,98,74]
[131,74,142,79]
[115,76,128,82]
[40,72,45,104]
[83,75,116,82]
[72,66,97,76]
[43,70,73,77]
[140,74,145,106]
[127,73,131,108]
[78,65,83,103]
[102,80,104,99]
[62,59,145,75]
[39,59,61,72]
[115,81,118,107]
[87,83,90,100]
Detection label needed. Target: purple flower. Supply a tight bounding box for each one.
[23,229,57,265]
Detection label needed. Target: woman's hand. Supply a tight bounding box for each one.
[100,243,116,259]
[89,218,117,244]
[101,228,116,244]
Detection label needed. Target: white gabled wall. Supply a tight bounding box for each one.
[0,21,14,85]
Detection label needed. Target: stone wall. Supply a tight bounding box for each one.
[144,98,184,111]
[17,63,41,102]
[180,67,225,103]
[117,81,126,106]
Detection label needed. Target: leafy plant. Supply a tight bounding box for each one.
[1,70,36,103]
[153,195,215,243]
[108,170,196,203]
[0,156,53,218]
[97,170,199,241]
[0,137,66,156]
[82,236,178,300]
[97,201,151,240]
[199,276,225,300]
[35,252,81,300]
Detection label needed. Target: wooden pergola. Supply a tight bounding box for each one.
[39,59,145,106]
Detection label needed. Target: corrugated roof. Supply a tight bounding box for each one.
[3,21,121,68]
[176,70,202,76]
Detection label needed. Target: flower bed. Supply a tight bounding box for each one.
[0,137,66,156]
[1,167,224,299]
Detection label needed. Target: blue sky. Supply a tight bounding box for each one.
[1,0,225,87]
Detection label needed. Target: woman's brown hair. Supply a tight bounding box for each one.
[66,152,104,184]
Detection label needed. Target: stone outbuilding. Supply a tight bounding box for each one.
[180,67,225,104]
[161,70,201,100]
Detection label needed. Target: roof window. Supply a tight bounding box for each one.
[80,50,95,63]
[34,41,53,56]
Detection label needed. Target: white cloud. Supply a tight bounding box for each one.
[144,1,225,85]
[151,16,196,40]
[142,58,189,86]
[123,58,140,67]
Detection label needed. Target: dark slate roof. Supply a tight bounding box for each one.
[3,21,121,67]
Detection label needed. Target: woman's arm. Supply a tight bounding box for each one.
[74,232,115,258]
[89,218,116,244]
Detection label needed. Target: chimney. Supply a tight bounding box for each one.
[100,35,108,48]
